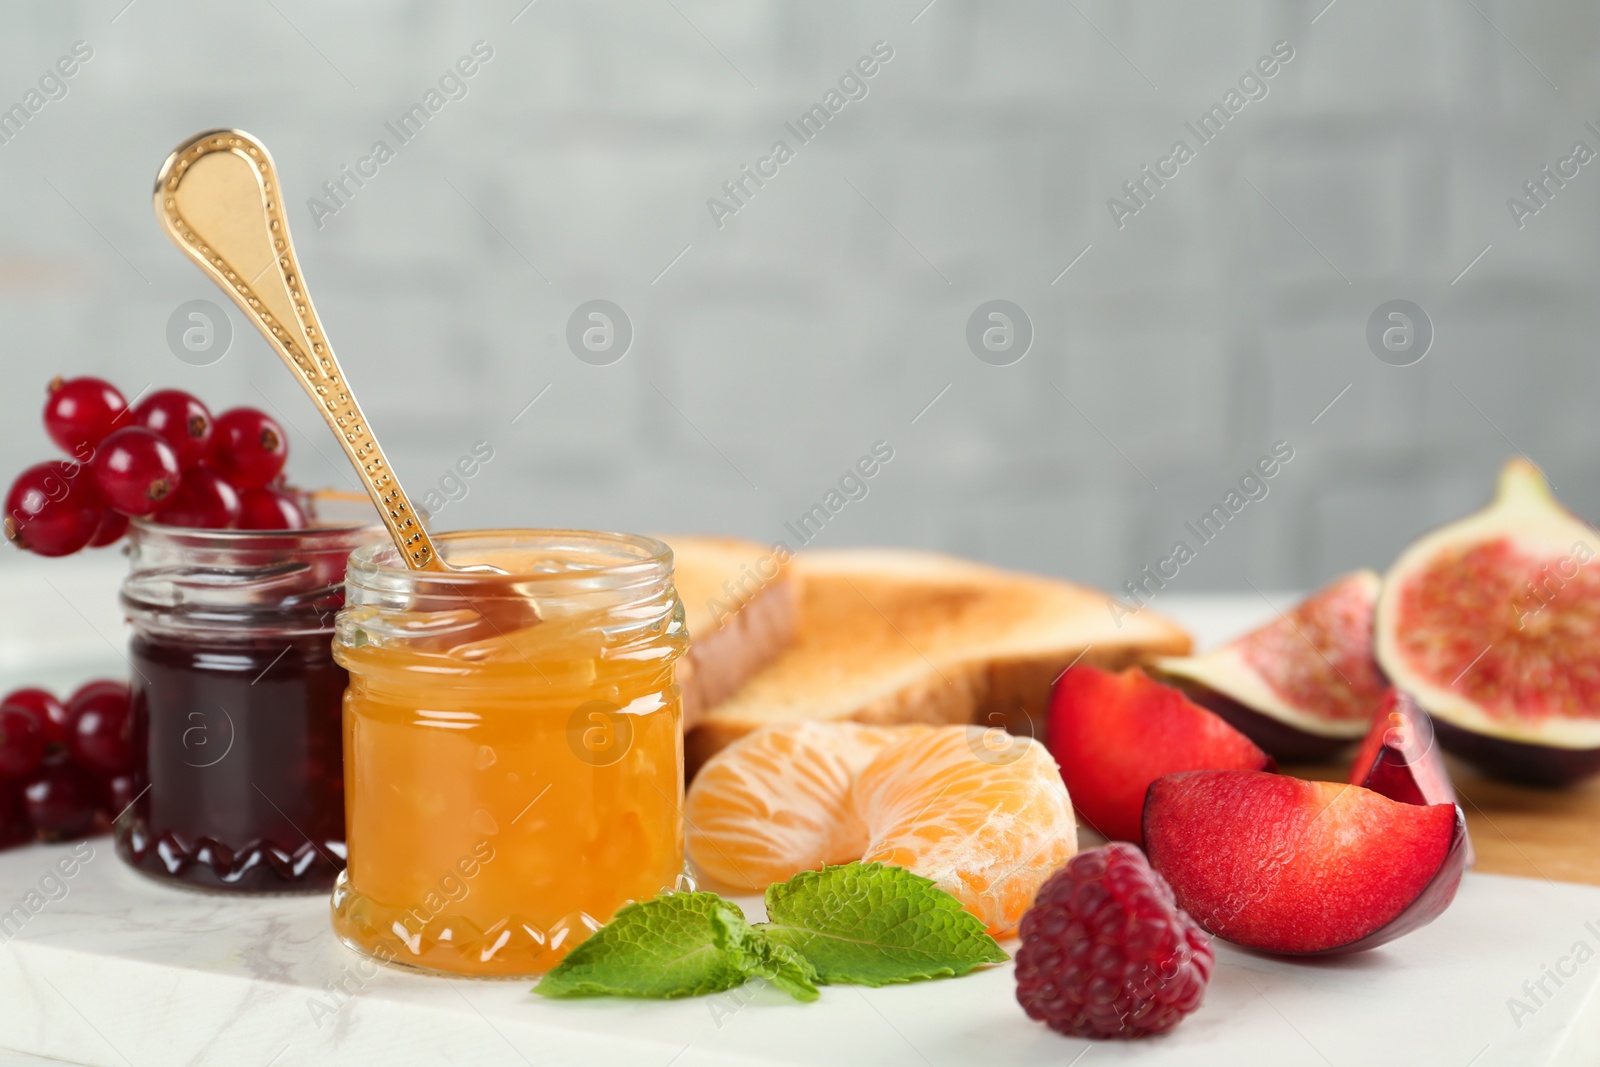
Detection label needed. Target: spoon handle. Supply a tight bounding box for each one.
[153,129,442,571]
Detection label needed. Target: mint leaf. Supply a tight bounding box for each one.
[533,864,1002,1002]
[748,936,821,1003]
[759,863,1008,986]
[535,892,762,999]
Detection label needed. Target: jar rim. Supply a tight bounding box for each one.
[345,528,674,596]
[129,517,387,552]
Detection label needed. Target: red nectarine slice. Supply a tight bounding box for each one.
[1048,665,1273,844]
[1350,690,1442,805]
[1350,689,1474,866]
[1143,771,1467,955]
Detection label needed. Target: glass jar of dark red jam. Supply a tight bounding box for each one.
[114,519,379,892]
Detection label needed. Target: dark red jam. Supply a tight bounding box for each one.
[114,519,377,893]
[116,632,347,890]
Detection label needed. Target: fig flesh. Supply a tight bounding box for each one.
[1374,459,1600,786]
[1155,571,1387,761]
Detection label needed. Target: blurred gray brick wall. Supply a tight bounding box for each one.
[0,0,1597,595]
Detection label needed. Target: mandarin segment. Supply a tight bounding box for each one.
[685,722,1079,935]
[684,722,925,891]
[853,726,1078,938]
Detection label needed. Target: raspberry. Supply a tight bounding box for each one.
[1014,844,1213,1039]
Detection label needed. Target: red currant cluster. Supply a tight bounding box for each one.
[0,680,133,847]
[4,377,304,557]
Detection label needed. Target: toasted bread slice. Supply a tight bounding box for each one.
[686,548,1191,772]
[665,535,799,732]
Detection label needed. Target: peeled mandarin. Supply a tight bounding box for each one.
[684,722,929,891]
[852,725,1079,938]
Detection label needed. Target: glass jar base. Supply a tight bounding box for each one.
[329,869,603,978]
[116,818,344,894]
[330,933,549,982]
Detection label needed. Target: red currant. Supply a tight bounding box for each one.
[0,705,45,780]
[2,688,68,749]
[103,773,137,820]
[3,461,102,556]
[43,376,128,459]
[208,408,288,490]
[0,785,31,850]
[91,427,183,517]
[155,468,242,529]
[23,762,98,841]
[88,508,129,547]
[66,679,132,776]
[67,679,126,708]
[132,389,213,469]
[237,487,308,530]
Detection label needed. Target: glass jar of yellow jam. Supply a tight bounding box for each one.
[329,530,687,977]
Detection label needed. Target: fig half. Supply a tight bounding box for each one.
[1154,571,1387,761]
[1375,458,1600,786]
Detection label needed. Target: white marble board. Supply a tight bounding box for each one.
[0,590,1594,1065]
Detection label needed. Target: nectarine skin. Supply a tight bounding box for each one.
[1350,690,1454,806]
[1317,814,1468,955]
[1143,771,1467,956]
[1350,691,1474,867]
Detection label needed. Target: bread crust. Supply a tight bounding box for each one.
[678,574,798,731]
[684,549,1192,775]
[665,535,800,732]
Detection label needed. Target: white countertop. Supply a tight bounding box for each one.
[0,568,1594,1066]
[0,845,1596,1066]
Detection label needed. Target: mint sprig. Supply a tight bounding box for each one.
[534,863,1005,1002]
[742,936,822,1002]
[763,863,1007,985]
[534,892,771,999]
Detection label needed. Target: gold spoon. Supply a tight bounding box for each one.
[152,129,446,571]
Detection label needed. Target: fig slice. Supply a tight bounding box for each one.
[1349,689,1475,866]
[1153,571,1387,761]
[1047,665,1273,845]
[1143,770,1468,955]
[1375,459,1600,786]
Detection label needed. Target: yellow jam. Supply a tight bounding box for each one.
[329,533,687,977]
